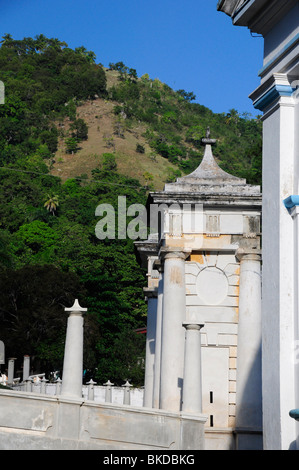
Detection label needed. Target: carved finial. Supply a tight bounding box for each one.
[201,126,216,146]
[64,299,87,312]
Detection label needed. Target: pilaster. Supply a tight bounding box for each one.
[250,72,297,449]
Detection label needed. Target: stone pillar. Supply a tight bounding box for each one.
[22,355,30,382]
[56,378,62,395]
[41,377,48,394]
[159,249,188,412]
[143,288,158,408]
[61,299,87,398]
[7,358,16,385]
[250,73,297,449]
[104,380,114,403]
[87,379,96,400]
[0,341,5,366]
[182,323,204,414]
[25,377,32,392]
[153,272,163,408]
[123,380,132,405]
[235,249,263,450]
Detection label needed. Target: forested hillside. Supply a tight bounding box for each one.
[0,35,262,385]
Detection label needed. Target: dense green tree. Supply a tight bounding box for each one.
[65,137,79,154]
[176,89,196,102]
[70,118,88,141]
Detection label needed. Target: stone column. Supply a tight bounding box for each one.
[7,358,16,385]
[61,299,87,398]
[159,249,188,412]
[143,288,158,408]
[182,323,204,414]
[235,249,263,450]
[153,272,163,408]
[22,355,30,382]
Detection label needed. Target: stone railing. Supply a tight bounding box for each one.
[6,377,144,407]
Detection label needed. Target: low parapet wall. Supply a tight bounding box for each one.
[0,389,206,450]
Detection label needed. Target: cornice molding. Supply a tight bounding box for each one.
[231,0,297,36]
[250,73,296,113]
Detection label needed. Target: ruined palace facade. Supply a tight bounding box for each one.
[135,135,263,450]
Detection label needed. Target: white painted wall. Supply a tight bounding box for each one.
[262,100,296,449]
[263,4,299,68]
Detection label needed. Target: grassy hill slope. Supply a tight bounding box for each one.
[51,79,179,190]
[51,66,262,190]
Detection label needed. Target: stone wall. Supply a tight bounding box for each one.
[0,389,206,450]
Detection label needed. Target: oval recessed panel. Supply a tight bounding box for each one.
[196,266,228,305]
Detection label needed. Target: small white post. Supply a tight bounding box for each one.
[87,379,97,400]
[40,376,48,394]
[123,380,133,405]
[55,377,62,395]
[25,377,32,392]
[104,380,114,403]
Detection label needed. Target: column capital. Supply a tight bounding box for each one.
[64,299,87,315]
[236,248,261,262]
[183,322,205,331]
[249,73,296,117]
[159,247,191,262]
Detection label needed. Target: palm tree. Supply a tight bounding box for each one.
[225,108,240,125]
[44,194,59,215]
[1,33,13,47]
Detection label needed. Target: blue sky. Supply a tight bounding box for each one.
[0,0,264,115]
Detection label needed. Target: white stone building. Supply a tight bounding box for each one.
[135,134,263,450]
[217,0,299,450]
